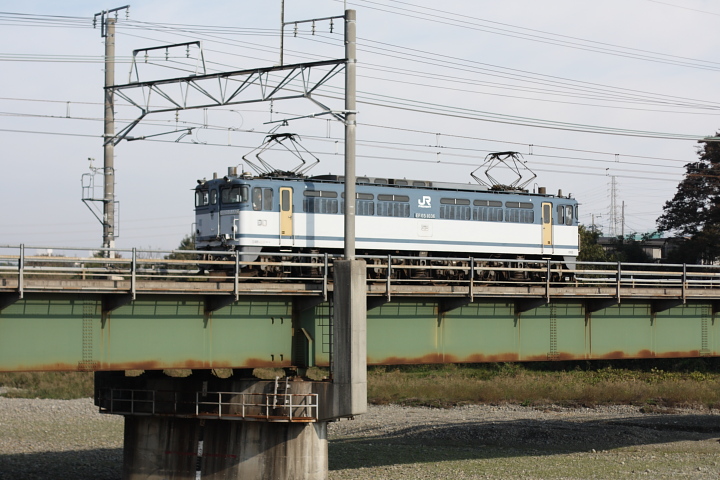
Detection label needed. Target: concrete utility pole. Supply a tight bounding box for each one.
[95,6,128,256]
[103,17,116,256]
[344,9,357,260]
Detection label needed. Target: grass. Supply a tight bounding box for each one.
[367,360,720,409]
[3,360,720,407]
[0,371,94,399]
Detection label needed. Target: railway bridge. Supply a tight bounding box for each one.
[2,245,720,479]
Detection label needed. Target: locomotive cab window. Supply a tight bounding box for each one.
[565,205,574,225]
[557,205,565,225]
[195,189,209,207]
[252,187,274,211]
[210,189,218,205]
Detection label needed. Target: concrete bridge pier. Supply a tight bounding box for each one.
[96,258,366,479]
[122,416,328,480]
[94,373,331,480]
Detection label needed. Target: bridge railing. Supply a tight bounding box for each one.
[2,244,720,298]
[0,244,329,298]
[97,387,318,422]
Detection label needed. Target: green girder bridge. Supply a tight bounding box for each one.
[1,247,718,372]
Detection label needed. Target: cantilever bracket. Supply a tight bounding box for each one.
[108,59,345,144]
[516,298,547,314]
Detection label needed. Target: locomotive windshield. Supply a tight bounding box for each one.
[221,185,249,204]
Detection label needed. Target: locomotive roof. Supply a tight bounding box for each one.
[199,172,570,199]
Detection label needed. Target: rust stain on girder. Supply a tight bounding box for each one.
[0,357,291,373]
[368,352,522,365]
[367,348,714,366]
[94,357,292,371]
[595,349,702,360]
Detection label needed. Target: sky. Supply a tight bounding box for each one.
[1,0,719,254]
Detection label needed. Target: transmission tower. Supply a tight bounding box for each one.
[608,176,621,237]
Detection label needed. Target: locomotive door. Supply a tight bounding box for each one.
[279,187,293,246]
[541,202,553,253]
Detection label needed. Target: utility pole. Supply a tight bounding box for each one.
[103,17,116,257]
[95,6,128,257]
[279,0,285,66]
[344,9,357,260]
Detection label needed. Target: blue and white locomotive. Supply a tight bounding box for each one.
[194,166,579,280]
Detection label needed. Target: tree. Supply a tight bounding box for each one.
[657,133,720,264]
[605,233,651,263]
[165,234,196,262]
[577,225,608,263]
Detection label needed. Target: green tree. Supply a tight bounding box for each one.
[606,233,651,263]
[165,234,196,262]
[577,225,608,263]
[657,134,720,264]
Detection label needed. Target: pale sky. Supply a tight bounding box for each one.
[1,0,718,253]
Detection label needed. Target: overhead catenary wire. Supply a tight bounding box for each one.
[0,93,704,165]
[0,103,697,173]
[0,15,708,171]
[0,107,690,174]
[6,11,717,118]
[338,0,720,71]
[0,125,694,184]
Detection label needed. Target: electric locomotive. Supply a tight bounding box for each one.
[194,166,579,281]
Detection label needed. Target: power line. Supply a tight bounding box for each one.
[311,87,708,140]
[644,0,720,17]
[0,126,692,183]
[341,0,720,71]
[0,102,695,172]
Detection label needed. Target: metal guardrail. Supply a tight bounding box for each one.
[99,388,318,422]
[2,244,720,300]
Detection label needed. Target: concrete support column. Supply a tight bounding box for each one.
[332,259,367,417]
[123,416,328,480]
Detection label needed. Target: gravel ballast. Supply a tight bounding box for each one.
[1,397,719,479]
